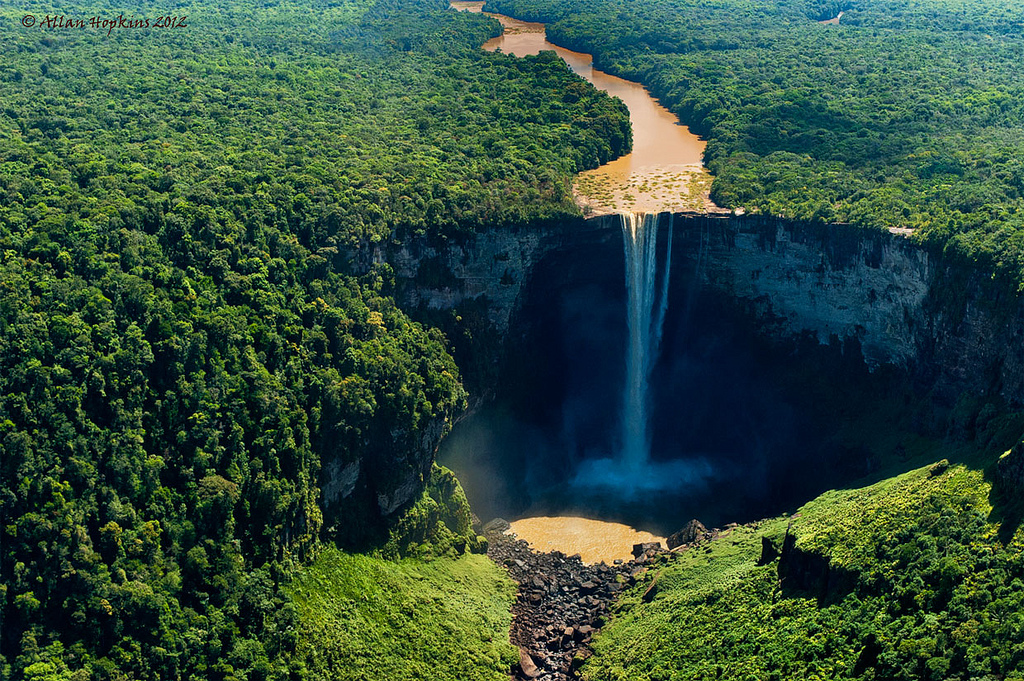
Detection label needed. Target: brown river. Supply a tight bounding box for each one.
[450,1,709,562]
[451,0,717,216]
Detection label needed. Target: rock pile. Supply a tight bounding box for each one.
[485,524,672,680]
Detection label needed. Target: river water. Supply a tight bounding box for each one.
[446,1,717,563]
[451,0,715,216]
[508,516,664,565]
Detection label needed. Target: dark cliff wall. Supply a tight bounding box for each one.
[321,219,614,532]
[333,212,1024,529]
[379,212,1024,405]
[583,213,1024,407]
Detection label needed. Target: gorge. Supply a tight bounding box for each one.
[396,1,1013,544]
[411,209,1016,534]
[7,0,1024,678]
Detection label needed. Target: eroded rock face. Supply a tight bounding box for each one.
[373,214,1024,407]
[363,219,613,336]
[669,214,1024,407]
[685,216,931,369]
[320,408,454,545]
[321,459,361,505]
[328,213,1024,541]
[777,528,856,602]
[667,519,709,549]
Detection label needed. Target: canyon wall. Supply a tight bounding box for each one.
[326,212,1024,526]
[370,219,615,334]
[669,214,931,369]
[657,213,1024,406]
[382,213,1024,406]
[321,219,613,527]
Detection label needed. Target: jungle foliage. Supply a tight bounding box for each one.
[0,0,628,677]
[486,0,1024,281]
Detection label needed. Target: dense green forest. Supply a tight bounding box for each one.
[0,0,629,677]
[487,0,1024,281]
[9,0,1024,677]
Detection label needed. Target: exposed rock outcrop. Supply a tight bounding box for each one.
[777,528,856,602]
[667,519,709,549]
[488,531,669,681]
[758,536,780,566]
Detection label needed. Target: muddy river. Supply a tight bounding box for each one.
[451,0,716,215]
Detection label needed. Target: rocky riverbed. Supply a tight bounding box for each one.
[482,517,719,680]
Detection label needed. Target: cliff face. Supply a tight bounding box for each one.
[654,214,1023,406]
[330,211,1024,532]
[318,389,456,545]
[369,219,615,334]
[382,213,1024,405]
[669,215,932,369]
[321,220,614,533]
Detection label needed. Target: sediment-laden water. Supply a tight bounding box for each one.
[451,0,714,214]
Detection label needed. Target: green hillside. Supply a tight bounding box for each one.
[583,459,1024,680]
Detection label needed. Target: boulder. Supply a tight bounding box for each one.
[928,458,950,477]
[474,535,488,554]
[482,517,511,535]
[628,567,648,584]
[518,648,542,679]
[632,541,662,558]
[571,649,593,672]
[667,519,708,549]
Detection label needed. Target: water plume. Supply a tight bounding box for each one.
[620,211,672,470]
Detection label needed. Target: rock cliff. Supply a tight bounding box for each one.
[330,211,1024,534]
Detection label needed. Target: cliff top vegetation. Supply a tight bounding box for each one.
[487,0,1024,283]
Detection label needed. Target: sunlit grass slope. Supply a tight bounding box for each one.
[290,548,517,681]
[583,462,1024,681]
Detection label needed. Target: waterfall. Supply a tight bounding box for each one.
[620,212,672,470]
[571,211,713,496]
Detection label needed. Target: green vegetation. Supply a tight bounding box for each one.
[290,548,516,681]
[583,461,1024,680]
[0,0,628,677]
[289,466,516,681]
[8,0,1024,677]
[487,0,1024,281]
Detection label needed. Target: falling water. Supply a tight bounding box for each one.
[620,212,672,470]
